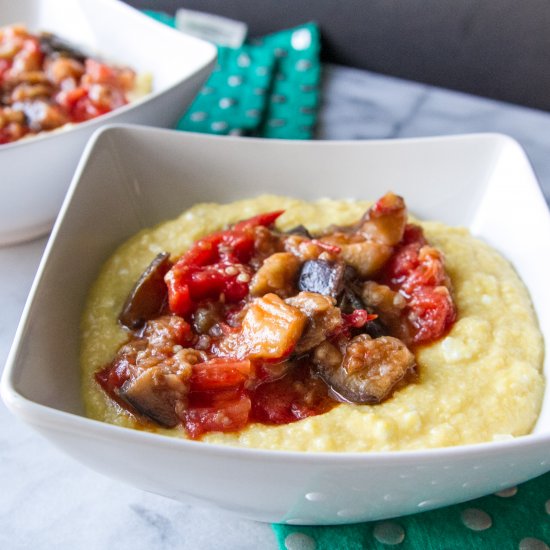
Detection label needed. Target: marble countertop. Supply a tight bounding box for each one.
[2,64,550,550]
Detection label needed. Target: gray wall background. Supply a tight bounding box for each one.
[125,1,550,112]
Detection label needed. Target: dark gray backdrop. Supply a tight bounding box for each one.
[124,0,550,112]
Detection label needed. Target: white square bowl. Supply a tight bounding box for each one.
[0,0,216,245]
[2,126,550,525]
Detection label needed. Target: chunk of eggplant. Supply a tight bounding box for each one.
[119,252,172,330]
[119,365,190,428]
[286,224,312,238]
[298,259,346,298]
[286,292,342,354]
[39,32,88,61]
[313,335,415,404]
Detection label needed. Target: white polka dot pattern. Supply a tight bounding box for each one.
[495,486,518,498]
[373,522,406,545]
[284,532,317,550]
[519,538,550,550]
[461,508,492,531]
[275,474,550,549]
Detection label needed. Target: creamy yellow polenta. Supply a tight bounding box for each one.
[81,196,545,452]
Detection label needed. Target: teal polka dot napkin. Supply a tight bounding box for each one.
[144,11,321,139]
[273,471,550,549]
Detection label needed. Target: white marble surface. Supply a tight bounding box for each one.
[2,64,550,550]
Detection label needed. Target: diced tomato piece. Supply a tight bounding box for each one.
[381,223,428,286]
[165,271,194,317]
[166,261,252,317]
[223,276,249,302]
[95,360,132,395]
[183,392,251,438]
[71,95,110,122]
[165,211,285,318]
[402,223,427,246]
[57,87,88,110]
[342,309,377,329]
[400,247,447,295]
[190,359,251,391]
[0,59,12,81]
[221,230,256,264]
[233,210,284,231]
[378,222,456,344]
[251,364,334,424]
[407,286,456,344]
[85,58,115,84]
[181,234,223,267]
[188,265,226,300]
[382,242,421,286]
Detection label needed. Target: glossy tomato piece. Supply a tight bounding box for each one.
[342,309,377,329]
[232,210,284,231]
[165,211,285,318]
[165,271,194,317]
[250,364,335,425]
[378,222,456,344]
[408,286,456,344]
[190,359,251,391]
[180,233,223,267]
[84,58,115,84]
[0,58,12,81]
[75,96,110,122]
[183,392,251,438]
[95,359,132,396]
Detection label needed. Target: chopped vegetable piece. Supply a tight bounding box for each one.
[249,252,301,297]
[165,211,284,317]
[190,359,251,391]
[298,259,346,298]
[182,392,251,438]
[217,293,308,360]
[313,335,416,404]
[119,252,171,329]
[119,365,191,428]
[286,292,343,354]
[379,223,456,344]
[250,362,335,424]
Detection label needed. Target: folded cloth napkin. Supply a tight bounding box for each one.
[144,11,321,139]
[273,470,550,549]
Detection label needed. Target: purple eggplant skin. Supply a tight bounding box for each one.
[119,252,172,330]
[119,367,183,428]
[298,259,347,298]
[300,260,388,337]
[39,32,88,61]
[286,225,312,238]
